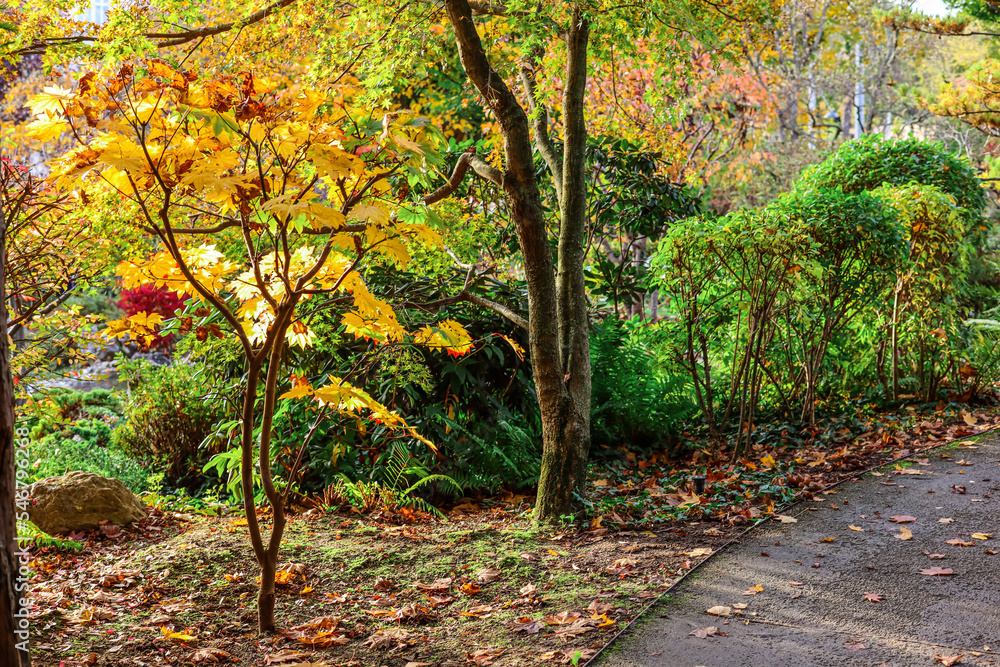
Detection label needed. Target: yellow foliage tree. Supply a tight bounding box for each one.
[28,60,473,632]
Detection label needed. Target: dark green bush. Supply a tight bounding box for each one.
[33,419,153,492]
[799,135,987,228]
[112,361,226,489]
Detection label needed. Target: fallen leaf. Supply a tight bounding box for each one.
[460,582,481,596]
[264,650,313,665]
[920,567,957,576]
[732,603,748,610]
[544,611,583,625]
[188,649,234,664]
[928,554,947,559]
[686,548,714,557]
[946,539,975,547]
[413,577,453,593]
[742,584,764,596]
[936,654,964,666]
[972,533,993,540]
[939,518,955,524]
[512,618,546,635]
[895,526,914,541]
[889,515,917,523]
[362,628,412,650]
[774,514,798,524]
[689,626,719,638]
[706,606,731,617]
[849,525,864,532]
[819,537,835,543]
[476,567,502,583]
[586,600,614,614]
[864,593,883,602]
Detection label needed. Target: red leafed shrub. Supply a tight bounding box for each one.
[117,284,185,350]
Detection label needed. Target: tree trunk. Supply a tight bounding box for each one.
[0,209,28,667]
[445,0,593,522]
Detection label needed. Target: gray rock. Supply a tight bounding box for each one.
[26,471,147,535]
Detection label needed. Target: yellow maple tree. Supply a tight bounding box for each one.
[27,59,473,632]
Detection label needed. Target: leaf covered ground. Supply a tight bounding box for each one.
[29,403,1000,667]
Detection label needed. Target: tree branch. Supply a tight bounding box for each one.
[405,290,528,330]
[11,0,297,56]
[520,46,563,204]
[423,151,502,206]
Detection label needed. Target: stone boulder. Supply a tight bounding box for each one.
[26,471,147,535]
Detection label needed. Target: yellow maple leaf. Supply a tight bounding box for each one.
[24,119,69,142]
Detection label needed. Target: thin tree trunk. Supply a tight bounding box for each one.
[537,8,592,520]
[0,209,27,667]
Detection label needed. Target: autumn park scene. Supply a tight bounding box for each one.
[6,0,1000,665]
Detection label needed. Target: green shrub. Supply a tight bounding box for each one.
[799,135,987,230]
[112,361,226,489]
[590,318,697,452]
[31,418,154,493]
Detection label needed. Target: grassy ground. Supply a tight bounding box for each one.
[30,502,740,667]
[31,403,1000,666]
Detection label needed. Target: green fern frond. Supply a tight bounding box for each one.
[17,520,83,551]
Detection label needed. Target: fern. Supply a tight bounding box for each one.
[331,445,462,519]
[590,318,698,451]
[17,520,83,551]
[439,417,541,493]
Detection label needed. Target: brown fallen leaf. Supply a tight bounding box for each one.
[935,654,963,666]
[689,626,719,638]
[895,526,913,541]
[946,539,975,547]
[864,593,883,602]
[586,600,614,614]
[686,547,714,558]
[544,611,583,625]
[363,628,412,650]
[927,554,947,559]
[788,581,805,586]
[939,518,955,524]
[920,567,957,576]
[849,525,864,532]
[705,605,731,617]
[264,650,314,665]
[819,537,836,543]
[889,515,917,523]
[742,584,764,596]
[476,567,502,583]
[413,577,452,592]
[188,649,234,664]
[460,605,495,619]
[466,648,504,666]
[512,618,546,635]
[774,514,798,524]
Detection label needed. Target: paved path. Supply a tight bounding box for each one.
[599,434,1000,667]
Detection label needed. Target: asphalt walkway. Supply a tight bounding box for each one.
[599,433,1000,667]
